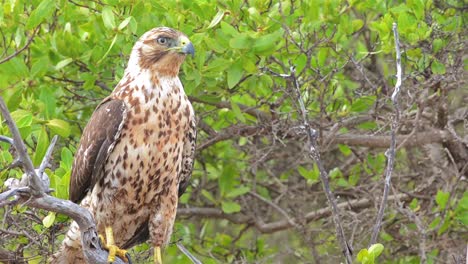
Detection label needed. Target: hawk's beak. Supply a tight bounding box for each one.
[178,36,195,57]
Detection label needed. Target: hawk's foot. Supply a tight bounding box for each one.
[99,226,129,263]
[154,246,162,264]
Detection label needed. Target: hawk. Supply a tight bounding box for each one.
[51,27,196,264]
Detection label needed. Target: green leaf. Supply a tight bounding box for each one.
[201,189,217,204]
[356,248,369,262]
[429,216,441,230]
[42,212,56,228]
[55,58,73,71]
[102,6,116,30]
[329,167,343,179]
[221,201,241,214]
[368,243,384,259]
[298,165,319,182]
[226,186,250,198]
[31,56,50,77]
[338,144,352,156]
[230,101,246,122]
[60,147,73,170]
[380,231,394,242]
[220,21,238,36]
[435,190,449,210]
[352,19,364,32]
[26,0,55,29]
[10,110,33,128]
[252,31,283,55]
[47,119,70,138]
[437,215,451,235]
[118,16,133,31]
[229,33,253,49]
[98,34,118,63]
[227,61,243,88]
[33,127,49,166]
[350,96,376,112]
[207,10,224,29]
[431,59,446,74]
[432,38,444,53]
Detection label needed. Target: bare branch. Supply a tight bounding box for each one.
[189,96,272,121]
[283,67,353,263]
[0,96,125,264]
[0,135,14,144]
[0,27,39,65]
[370,22,402,246]
[197,122,449,151]
[176,242,202,264]
[0,248,26,264]
[38,135,58,176]
[177,193,411,234]
[0,97,45,195]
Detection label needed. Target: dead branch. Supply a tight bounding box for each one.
[286,66,353,263]
[177,193,411,234]
[0,248,26,264]
[196,123,449,151]
[0,96,125,264]
[369,22,402,246]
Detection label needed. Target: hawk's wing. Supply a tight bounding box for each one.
[178,116,196,197]
[69,98,126,203]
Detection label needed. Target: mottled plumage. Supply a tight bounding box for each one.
[52,27,196,263]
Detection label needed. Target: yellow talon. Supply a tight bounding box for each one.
[100,226,129,263]
[154,246,162,264]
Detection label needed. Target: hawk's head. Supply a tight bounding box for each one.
[132,27,194,77]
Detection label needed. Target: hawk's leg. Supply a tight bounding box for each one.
[99,226,129,263]
[154,246,162,264]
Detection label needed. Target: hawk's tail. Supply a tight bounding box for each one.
[50,221,86,264]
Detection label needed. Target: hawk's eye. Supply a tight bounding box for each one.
[157,37,168,45]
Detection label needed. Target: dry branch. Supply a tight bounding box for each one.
[369,22,402,246]
[197,123,449,151]
[287,67,353,263]
[177,193,411,234]
[0,96,125,264]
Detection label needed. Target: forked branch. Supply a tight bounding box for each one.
[0,96,126,264]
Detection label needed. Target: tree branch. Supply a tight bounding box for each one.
[369,22,402,246]
[177,193,411,234]
[0,96,125,264]
[197,123,449,151]
[286,67,353,263]
[0,27,39,65]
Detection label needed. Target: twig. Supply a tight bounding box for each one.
[0,135,14,144]
[369,22,402,246]
[288,67,353,263]
[0,27,39,65]
[248,191,299,228]
[176,242,202,264]
[37,135,58,178]
[397,207,427,263]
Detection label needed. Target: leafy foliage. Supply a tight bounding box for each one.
[1,0,467,263]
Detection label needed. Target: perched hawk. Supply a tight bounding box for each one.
[51,27,196,264]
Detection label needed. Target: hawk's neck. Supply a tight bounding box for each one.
[112,63,185,104]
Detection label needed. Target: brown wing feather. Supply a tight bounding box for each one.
[69,98,126,203]
[178,117,197,197]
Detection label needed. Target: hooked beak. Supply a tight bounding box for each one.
[178,35,195,57]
